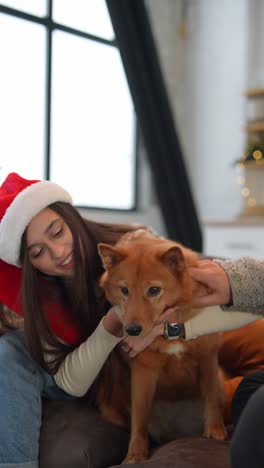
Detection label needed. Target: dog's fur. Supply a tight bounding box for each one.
[97,230,227,463]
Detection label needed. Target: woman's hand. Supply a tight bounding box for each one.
[189,260,232,307]
[103,306,124,338]
[120,323,164,358]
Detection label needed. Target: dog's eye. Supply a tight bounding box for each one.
[148,286,161,297]
[120,286,129,296]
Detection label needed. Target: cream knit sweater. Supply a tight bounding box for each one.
[53,307,123,397]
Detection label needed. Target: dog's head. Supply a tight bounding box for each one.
[98,234,201,337]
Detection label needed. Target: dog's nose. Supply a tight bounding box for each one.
[125,323,142,336]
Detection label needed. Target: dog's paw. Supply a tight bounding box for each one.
[203,422,228,441]
[123,452,148,464]
[123,440,148,464]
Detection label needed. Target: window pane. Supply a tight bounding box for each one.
[51,30,135,209]
[0,14,46,183]
[0,0,47,17]
[53,0,114,40]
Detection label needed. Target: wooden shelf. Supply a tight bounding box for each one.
[245,87,264,98]
[238,159,264,168]
[204,217,264,226]
[245,120,264,133]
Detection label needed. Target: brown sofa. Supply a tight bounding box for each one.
[3,308,264,467]
[40,399,230,468]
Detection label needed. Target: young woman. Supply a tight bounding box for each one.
[0,171,150,468]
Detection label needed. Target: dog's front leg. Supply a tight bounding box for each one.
[199,349,227,441]
[124,356,159,464]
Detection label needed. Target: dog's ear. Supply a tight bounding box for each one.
[98,243,126,270]
[160,246,185,273]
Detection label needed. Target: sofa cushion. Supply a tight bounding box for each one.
[219,317,264,376]
[110,438,229,468]
[40,399,129,468]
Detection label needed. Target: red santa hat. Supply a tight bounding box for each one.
[0,172,73,267]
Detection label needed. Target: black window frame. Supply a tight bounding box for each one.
[0,0,138,212]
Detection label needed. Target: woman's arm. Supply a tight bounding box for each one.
[183,306,263,339]
[53,306,124,397]
[122,305,263,356]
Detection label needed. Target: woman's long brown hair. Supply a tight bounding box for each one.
[20,202,142,401]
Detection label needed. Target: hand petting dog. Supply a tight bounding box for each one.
[120,305,179,357]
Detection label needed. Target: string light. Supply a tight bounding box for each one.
[241,187,250,197]
[253,150,262,160]
[238,175,245,185]
[236,144,264,215]
[248,197,256,207]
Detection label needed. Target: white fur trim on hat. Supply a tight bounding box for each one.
[0,181,72,267]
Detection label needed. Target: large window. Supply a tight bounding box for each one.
[0,0,136,209]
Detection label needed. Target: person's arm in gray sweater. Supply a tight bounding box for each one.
[178,257,264,340]
[215,257,264,313]
[189,257,264,313]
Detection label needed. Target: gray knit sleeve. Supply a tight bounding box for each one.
[215,257,264,314]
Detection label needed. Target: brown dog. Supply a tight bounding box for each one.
[97,230,227,463]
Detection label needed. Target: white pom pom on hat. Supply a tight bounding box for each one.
[0,172,73,267]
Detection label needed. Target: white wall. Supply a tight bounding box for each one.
[84,0,254,231]
[148,0,249,222]
[185,0,248,221]
[248,0,264,88]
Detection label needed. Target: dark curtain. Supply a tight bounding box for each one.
[106,0,202,252]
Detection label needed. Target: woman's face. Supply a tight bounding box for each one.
[26,207,74,277]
